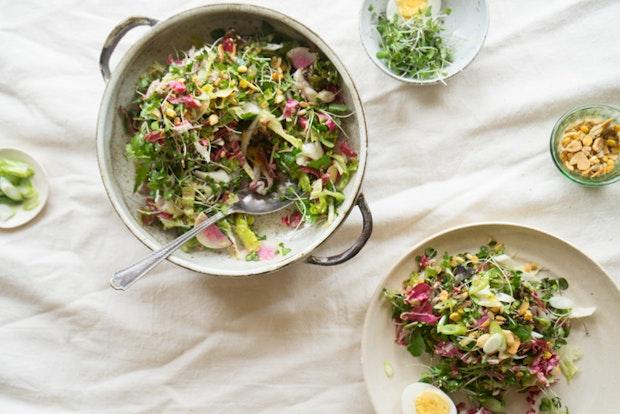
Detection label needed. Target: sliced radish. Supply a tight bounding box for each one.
[195,213,232,249]
[570,307,596,319]
[286,47,317,69]
[549,296,574,310]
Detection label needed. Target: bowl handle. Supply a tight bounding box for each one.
[305,193,373,266]
[99,16,158,82]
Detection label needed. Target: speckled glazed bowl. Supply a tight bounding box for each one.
[96,4,372,276]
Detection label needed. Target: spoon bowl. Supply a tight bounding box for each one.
[110,183,296,290]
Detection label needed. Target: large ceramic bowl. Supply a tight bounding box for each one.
[96,4,372,276]
[360,0,490,85]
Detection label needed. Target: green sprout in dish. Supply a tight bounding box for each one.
[371,5,453,81]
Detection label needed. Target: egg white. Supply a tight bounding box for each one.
[386,0,443,20]
[401,382,457,414]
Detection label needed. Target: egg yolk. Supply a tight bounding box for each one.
[395,0,428,19]
[414,390,450,414]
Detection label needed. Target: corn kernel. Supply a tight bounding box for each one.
[208,114,219,126]
[439,290,449,302]
[466,254,479,264]
[543,351,552,360]
[237,65,248,73]
[239,79,250,89]
[271,71,283,82]
[580,125,590,133]
[607,139,617,147]
[165,108,176,118]
[449,312,461,322]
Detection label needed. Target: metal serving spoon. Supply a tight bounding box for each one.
[110,186,294,290]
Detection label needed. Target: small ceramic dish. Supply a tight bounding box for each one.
[359,0,489,85]
[550,104,620,186]
[0,148,49,229]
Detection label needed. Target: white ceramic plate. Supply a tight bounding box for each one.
[0,148,49,229]
[359,0,490,85]
[362,223,620,413]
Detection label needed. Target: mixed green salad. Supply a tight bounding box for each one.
[384,241,588,414]
[123,29,358,260]
[0,158,39,221]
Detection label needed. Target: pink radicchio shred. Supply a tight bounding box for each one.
[222,36,235,53]
[166,54,184,65]
[144,130,165,144]
[400,301,440,325]
[281,211,302,228]
[168,80,186,94]
[320,173,331,185]
[158,211,173,220]
[394,324,409,346]
[298,166,321,178]
[258,245,276,261]
[338,139,357,158]
[169,95,200,108]
[298,116,309,130]
[212,147,227,161]
[318,113,337,132]
[434,341,462,358]
[418,254,432,269]
[405,282,432,303]
[283,99,298,118]
[287,47,317,70]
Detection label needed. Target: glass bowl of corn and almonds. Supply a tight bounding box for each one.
[551,104,620,186]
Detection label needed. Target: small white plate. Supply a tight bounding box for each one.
[359,0,490,85]
[0,148,49,229]
[362,223,620,413]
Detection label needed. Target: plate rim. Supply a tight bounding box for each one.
[360,221,619,413]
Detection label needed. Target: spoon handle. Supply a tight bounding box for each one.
[110,210,227,290]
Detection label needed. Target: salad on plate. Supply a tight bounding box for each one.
[384,241,595,414]
[122,29,358,260]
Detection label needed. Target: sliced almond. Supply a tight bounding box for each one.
[570,151,590,171]
[564,139,582,152]
[593,137,605,152]
[581,135,593,147]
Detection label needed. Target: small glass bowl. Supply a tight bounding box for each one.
[550,104,620,186]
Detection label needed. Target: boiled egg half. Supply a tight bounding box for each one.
[386,0,443,20]
[401,383,457,414]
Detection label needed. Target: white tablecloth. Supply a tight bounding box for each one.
[2,0,619,412]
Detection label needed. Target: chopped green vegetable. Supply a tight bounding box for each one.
[0,158,39,220]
